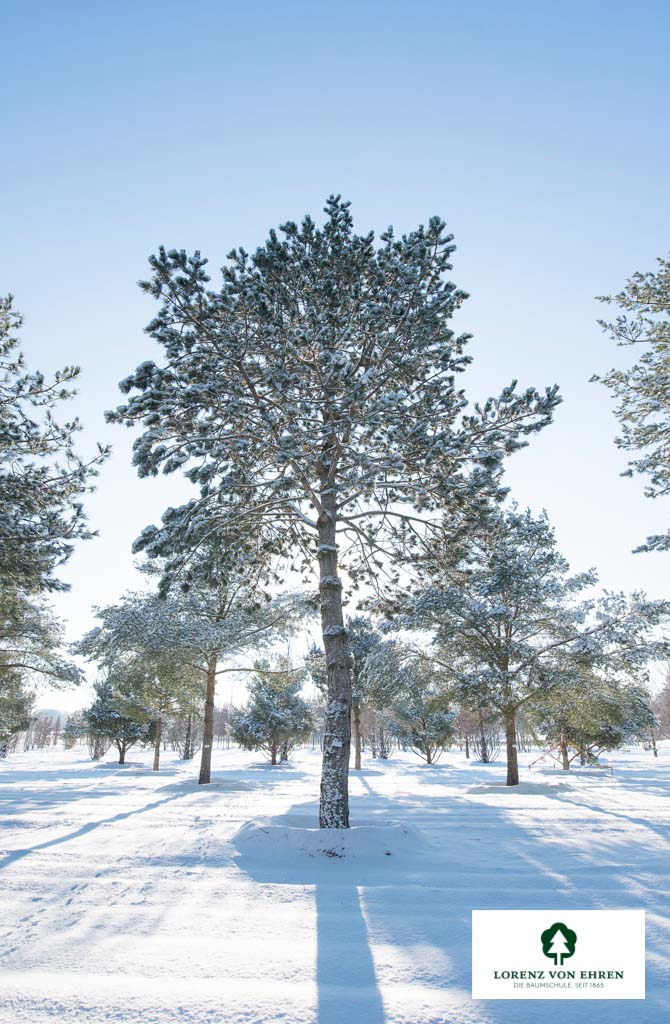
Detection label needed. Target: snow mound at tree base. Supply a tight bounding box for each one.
[233,817,427,860]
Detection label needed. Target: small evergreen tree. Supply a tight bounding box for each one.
[62,711,86,750]
[85,674,152,764]
[231,660,313,765]
[535,675,657,768]
[368,647,455,764]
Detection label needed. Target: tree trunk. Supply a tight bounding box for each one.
[464,735,469,759]
[478,710,489,763]
[183,713,193,760]
[650,734,658,757]
[118,741,126,765]
[317,482,351,828]
[153,717,162,772]
[579,744,586,767]
[352,701,362,770]
[198,657,217,785]
[271,742,277,766]
[503,707,519,786]
[559,726,570,771]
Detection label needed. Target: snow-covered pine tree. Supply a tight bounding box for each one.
[1,587,81,687]
[384,505,669,784]
[592,255,670,552]
[365,642,455,764]
[230,659,313,765]
[85,671,153,765]
[533,670,656,768]
[0,587,81,758]
[77,563,306,783]
[109,197,560,826]
[0,295,108,594]
[0,669,33,757]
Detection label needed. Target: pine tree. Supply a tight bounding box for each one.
[230,659,313,765]
[1,587,80,686]
[385,505,668,784]
[365,643,455,764]
[77,569,305,783]
[534,671,656,768]
[85,673,153,764]
[592,256,670,551]
[109,198,559,826]
[0,295,108,593]
[0,669,33,757]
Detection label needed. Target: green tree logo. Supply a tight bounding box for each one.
[541,922,577,966]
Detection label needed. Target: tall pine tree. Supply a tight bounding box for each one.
[109,197,559,826]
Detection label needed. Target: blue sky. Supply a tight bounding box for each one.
[2,1,669,707]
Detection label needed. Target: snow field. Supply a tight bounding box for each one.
[0,744,669,1023]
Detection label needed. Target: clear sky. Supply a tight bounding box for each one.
[2,1,669,709]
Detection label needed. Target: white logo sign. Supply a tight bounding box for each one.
[472,910,645,1000]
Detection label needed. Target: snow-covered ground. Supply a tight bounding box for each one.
[1,743,669,1024]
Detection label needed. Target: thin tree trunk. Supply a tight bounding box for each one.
[118,741,126,765]
[464,734,469,759]
[198,656,217,785]
[271,741,277,766]
[503,707,519,786]
[579,744,586,767]
[353,701,362,770]
[478,709,489,763]
[183,712,193,760]
[559,725,570,771]
[317,482,351,828]
[153,717,162,772]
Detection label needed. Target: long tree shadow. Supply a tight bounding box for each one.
[232,801,386,1024]
[306,767,670,1024]
[0,788,191,870]
[316,882,385,1024]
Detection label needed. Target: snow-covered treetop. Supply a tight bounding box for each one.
[381,505,670,710]
[108,197,560,591]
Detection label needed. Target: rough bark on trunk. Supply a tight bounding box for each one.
[317,483,351,829]
[503,706,519,786]
[118,741,126,765]
[198,657,217,785]
[271,742,278,766]
[353,702,362,771]
[153,717,162,772]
